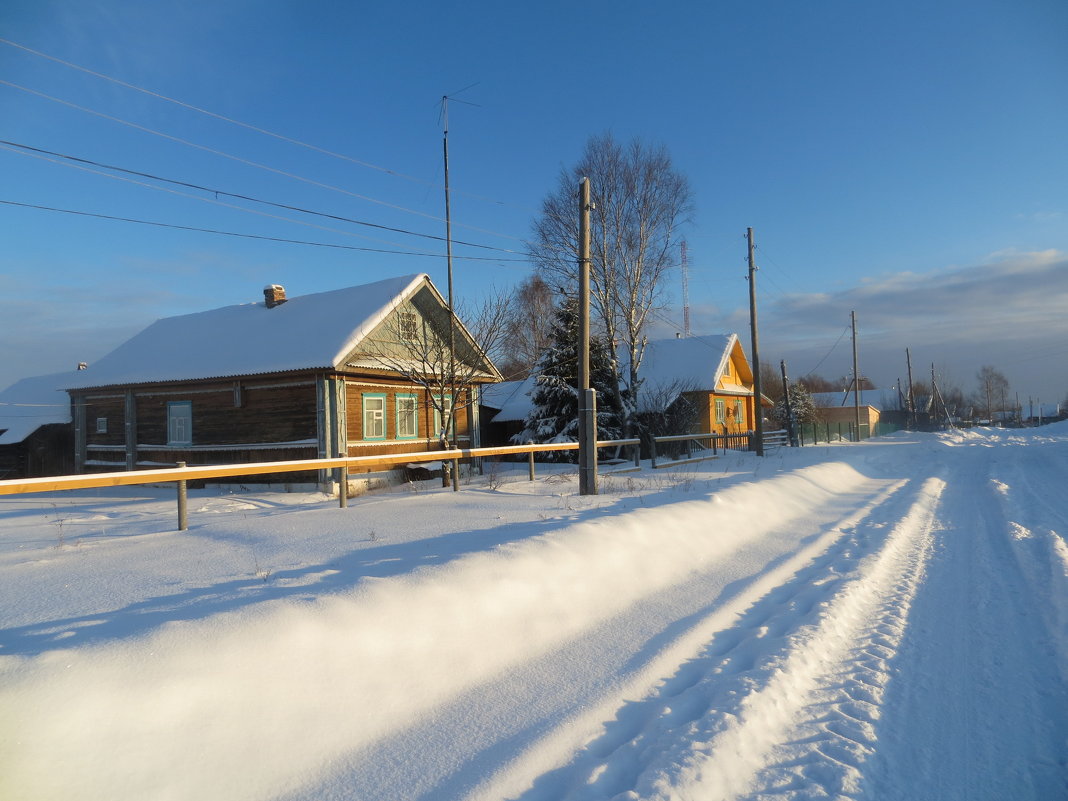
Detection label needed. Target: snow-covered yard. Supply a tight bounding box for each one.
[1,427,1066,800]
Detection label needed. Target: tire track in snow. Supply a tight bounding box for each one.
[474,473,939,801]
[862,437,1068,800]
[647,476,945,801]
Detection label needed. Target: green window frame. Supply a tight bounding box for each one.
[434,393,453,441]
[167,401,192,446]
[362,393,387,440]
[395,393,419,439]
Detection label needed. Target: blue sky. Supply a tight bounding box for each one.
[2,0,1067,404]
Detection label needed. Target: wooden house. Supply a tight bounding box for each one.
[0,373,75,479]
[65,274,500,492]
[481,334,764,445]
[636,334,762,435]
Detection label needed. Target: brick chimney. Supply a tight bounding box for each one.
[263,284,287,308]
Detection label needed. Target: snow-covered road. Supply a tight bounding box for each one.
[1,427,1066,800]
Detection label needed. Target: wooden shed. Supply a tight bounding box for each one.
[0,373,75,479]
[65,274,500,492]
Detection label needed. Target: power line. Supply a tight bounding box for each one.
[802,324,851,376]
[0,199,533,262]
[0,139,527,255]
[0,36,523,210]
[0,79,527,243]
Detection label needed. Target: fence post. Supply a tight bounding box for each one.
[452,458,460,492]
[176,461,188,531]
[633,440,640,468]
[650,437,658,469]
[528,442,535,481]
[337,452,347,508]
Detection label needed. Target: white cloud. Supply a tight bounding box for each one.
[676,250,1068,400]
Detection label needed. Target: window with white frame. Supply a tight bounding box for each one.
[715,399,726,425]
[734,399,745,425]
[434,394,453,442]
[167,401,192,446]
[95,417,108,434]
[362,394,386,440]
[396,393,418,439]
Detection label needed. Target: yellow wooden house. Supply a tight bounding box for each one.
[637,334,765,435]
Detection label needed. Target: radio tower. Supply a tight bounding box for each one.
[681,239,692,337]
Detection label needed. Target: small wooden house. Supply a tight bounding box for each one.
[0,373,75,479]
[65,274,500,492]
[636,334,762,435]
[480,334,763,445]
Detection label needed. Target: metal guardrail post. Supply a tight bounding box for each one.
[176,461,188,531]
[337,452,347,508]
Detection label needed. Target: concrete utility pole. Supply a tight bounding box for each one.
[851,311,861,440]
[577,177,598,495]
[747,228,765,456]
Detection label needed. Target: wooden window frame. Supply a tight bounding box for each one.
[397,311,418,342]
[433,393,454,441]
[395,393,419,440]
[362,393,387,440]
[715,398,726,425]
[167,401,193,446]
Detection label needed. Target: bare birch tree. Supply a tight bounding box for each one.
[497,273,556,381]
[530,133,693,432]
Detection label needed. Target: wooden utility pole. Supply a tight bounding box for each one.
[781,360,797,447]
[441,97,459,490]
[851,311,861,441]
[906,347,916,430]
[577,177,597,495]
[747,228,765,456]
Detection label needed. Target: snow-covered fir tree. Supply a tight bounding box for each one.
[513,297,622,458]
[772,380,818,427]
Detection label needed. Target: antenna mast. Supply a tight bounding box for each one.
[681,239,692,337]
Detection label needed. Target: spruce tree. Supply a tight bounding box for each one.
[513,297,622,458]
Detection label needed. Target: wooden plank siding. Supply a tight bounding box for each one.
[76,378,320,480]
[72,373,485,485]
[343,379,472,475]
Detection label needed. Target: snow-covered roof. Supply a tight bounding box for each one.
[634,335,744,412]
[488,376,538,424]
[0,372,74,445]
[66,274,429,389]
[479,380,525,411]
[636,335,737,390]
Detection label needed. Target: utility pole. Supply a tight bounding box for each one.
[781,360,797,447]
[747,228,765,456]
[851,310,861,441]
[681,239,692,338]
[577,177,597,495]
[906,347,916,430]
[441,97,459,490]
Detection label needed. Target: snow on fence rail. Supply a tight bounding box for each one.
[0,439,641,531]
